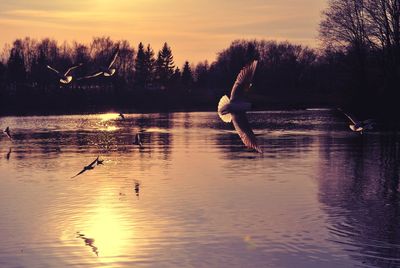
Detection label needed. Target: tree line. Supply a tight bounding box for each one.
[0,0,399,122]
[0,36,341,114]
[320,0,400,121]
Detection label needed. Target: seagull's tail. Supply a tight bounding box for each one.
[218,95,232,123]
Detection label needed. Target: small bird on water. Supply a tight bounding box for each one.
[46,63,83,84]
[71,156,102,178]
[217,60,262,153]
[3,127,11,140]
[133,133,143,147]
[5,148,11,160]
[134,180,140,197]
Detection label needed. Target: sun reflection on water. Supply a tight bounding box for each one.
[98,125,119,132]
[83,205,131,257]
[97,113,120,132]
[99,113,120,122]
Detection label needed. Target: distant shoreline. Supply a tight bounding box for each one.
[0,103,336,117]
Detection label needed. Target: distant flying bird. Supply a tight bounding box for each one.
[3,127,11,140]
[119,113,125,120]
[339,109,374,134]
[46,63,83,84]
[133,133,143,147]
[79,48,119,80]
[217,60,262,153]
[71,156,100,178]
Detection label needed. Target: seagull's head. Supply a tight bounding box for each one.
[60,76,73,84]
[104,69,116,77]
[349,124,363,132]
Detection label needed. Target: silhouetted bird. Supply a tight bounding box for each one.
[71,156,100,178]
[79,48,119,79]
[118,113,125,120]
[339,109,374,134]
[3,127,11,140]
[133,133,143,147]
[217,60,262,153]
[96,157,104,165]
[46,63,83,84]
[134,180,140,197]
[5,148,11,160]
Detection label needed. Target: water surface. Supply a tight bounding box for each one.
[1,110,400,267]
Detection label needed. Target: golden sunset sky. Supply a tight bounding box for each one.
[0,0,326,65]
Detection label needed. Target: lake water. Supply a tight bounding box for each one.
[1,110,400,268]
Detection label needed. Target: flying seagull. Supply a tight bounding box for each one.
[339,109,374,134]
[133,133,143,147]
[3,127,11,140]
[79,48,119,80]
[217,60,262,153]
[71,156,100,178]
[46,63,83,84]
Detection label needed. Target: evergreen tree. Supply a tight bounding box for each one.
[144,44,155,88]
[181,61,193,87]
[155,42,175,88]
[135,42,146,88]
[170,67,181,89]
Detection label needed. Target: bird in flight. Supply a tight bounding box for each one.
[3,127,12,140]
[217,60,262,153]
[46,63,83,84]
[119,113,125,120]
[71,156,101,178]
[339,109,374,134]
[79,48,119,80]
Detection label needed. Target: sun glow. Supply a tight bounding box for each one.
[84,205,132,257]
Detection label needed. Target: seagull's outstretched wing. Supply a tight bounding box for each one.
[230,60,258,101]
[339,109,359,125]
[71,168,87,178]
[363,119,375,124]
[64,63,83,76]
[47,65,60,74]
[231,113,262,153]
[88,156,99,168]
[77,72,103,80]
[108,49,119,69]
